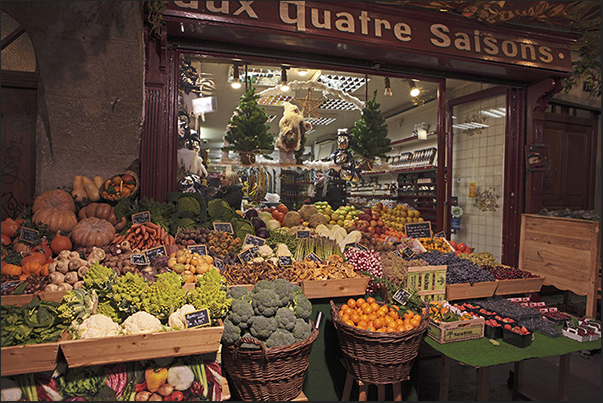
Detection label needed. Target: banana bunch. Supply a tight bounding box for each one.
[242,181,250,197]
[248,182,259,198]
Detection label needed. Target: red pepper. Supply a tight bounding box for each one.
[165,391,184,401]
[134,380,147,392]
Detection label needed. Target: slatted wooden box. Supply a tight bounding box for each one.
[300,277,370,299]
[445,281,498,300]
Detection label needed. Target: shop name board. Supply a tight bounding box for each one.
[169,1,573,72]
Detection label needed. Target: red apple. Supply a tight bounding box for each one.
[377,220,384,227]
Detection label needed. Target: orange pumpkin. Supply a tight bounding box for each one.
[78,203,127,232]
[50,234,73,255]
[70,217,116,248]
[40,263,50,276]
[1,217,22,238]
[22,261,43,276]
[32,189,76,214]
[33,207,78,233]
[1,263,22,276]
[20,251,48,267]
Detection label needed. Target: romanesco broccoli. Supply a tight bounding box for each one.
[83,263,117,298]
[265,328,296,348]
[274,307,297,331]
[140,274,187,321]
[111,272,149,317]
[97,300,121,324]
[57,288,99,325]
[248,315,278,340]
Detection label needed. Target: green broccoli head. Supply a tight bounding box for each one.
[252,279,274,294]
[221,318,241,345]
[251,289,281,317]
[111,272,149,316]
[265,328,296,348]
[275,307,297,331]
[140,275,187,322]
[227,299,254,329]
[291,293,312,320]
[226,286,252,302]
[240,331,261,349]
[292,318,313,342]
[248,315,278,340]
[271,278,303,307]
[83,263,118,298]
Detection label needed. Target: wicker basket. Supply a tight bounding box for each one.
[221,324,319,401]
[100,170,140,203]
[329,300,429,385]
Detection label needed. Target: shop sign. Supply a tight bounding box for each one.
[168,1,574,72]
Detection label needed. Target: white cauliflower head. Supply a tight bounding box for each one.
[121,311,163,335]
[168,304,197,330]
[76,314,121,339]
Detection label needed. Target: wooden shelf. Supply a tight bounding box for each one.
[362,165,436,176]
[389,131,437,146]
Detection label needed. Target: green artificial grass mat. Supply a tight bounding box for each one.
[423,332,601,367]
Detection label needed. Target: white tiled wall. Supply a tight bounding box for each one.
[449,87,505,262]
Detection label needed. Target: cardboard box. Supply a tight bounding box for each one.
[494,277,545,296]
[427,316,484,344]
[60,320,224,368]
[300,277,369,299]
[1,342,61,376]
[446,281,498,300]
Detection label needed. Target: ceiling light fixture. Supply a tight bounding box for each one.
[231,64,241,89]
[384,77,393,97]
[280,67,290,92]
[408,80,420,97]
[298,68,308,76]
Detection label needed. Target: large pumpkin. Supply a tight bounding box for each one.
[70,217,116,248]
[32,189,78,233]
[78,203,127,231]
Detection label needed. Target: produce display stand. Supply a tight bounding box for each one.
[423,331,601,400]
[59,320,224,368]
[1,342,61,377]
[300,276,370,299]
[518,214,601,317]
[445,280,499,300]
[494,276,545,296]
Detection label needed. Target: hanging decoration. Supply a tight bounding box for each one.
[275,102,313,165]
[292,89,324,119]
[257,80,365,110]
[330,128,362,183]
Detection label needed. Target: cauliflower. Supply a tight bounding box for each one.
[256,244,274,258]
[167,364,195,391]
[275,243,292,257]
[168,304,197,330]
[121,311,163,335]
[75,314,121,339]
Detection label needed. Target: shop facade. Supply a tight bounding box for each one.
[141,1,591,268]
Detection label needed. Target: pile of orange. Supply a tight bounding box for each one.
[337,296,422,333]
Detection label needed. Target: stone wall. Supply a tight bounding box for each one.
[2,1,144,195]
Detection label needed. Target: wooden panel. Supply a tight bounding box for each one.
[300,277,369,299]
[519,214,600,317]
[1,342,61,376]
[445,281,498,300]
[495,277,545,296]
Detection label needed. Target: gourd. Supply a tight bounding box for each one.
[78,203,127,231]
[20,251,48,267]
[1,263,22,276]
[70,217,116,248]
[21,261,43,276]
[72,175,87,202]
[32,189,78,233]
[93,175,105,189]
[50,234,72,255]
[82,175,100,202]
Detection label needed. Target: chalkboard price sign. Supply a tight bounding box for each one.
[404,221,432,239]
[130,254,147,265]
[132,211,151,225]
[296,230,310,239]
[19,227,39,244]
[244,234,266,246]
[187,244,207,255]
[434,231,446,238]
[213,222,234,234]
[278,256,293,266]
[143,245,166,262]
[238,249,255,264]
[354,242,369,252]
[392,288,412,305]
[402,247,416,259]
[305,252,322,263]
[213,257,224,270]
[185,308,211,329]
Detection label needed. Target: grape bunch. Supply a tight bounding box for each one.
[408,250,496,285]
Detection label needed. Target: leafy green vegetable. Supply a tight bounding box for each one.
[1,298,69,347]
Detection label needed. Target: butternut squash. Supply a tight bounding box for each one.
[82,175,100,202]
[72,175,87,202]
[93,175,104,189]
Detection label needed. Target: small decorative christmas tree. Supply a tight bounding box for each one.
[223,81,274,165]
[349,90,392,171]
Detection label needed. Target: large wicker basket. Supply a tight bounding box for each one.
[221,323,319,401]
[329,300,429,385]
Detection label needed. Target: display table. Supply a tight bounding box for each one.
[423,333,601,401]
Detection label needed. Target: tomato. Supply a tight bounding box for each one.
[277,203,289,214]
[457,242,467,252]
[448,240,458,250]
[272,210,280,219]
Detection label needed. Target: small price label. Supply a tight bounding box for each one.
[187,244,207,255]
[404,221,432,239]
[434,231,446,238]
[132,211,151,225]
[213,222,234,234]
[244,234,266,246]
[19,227,39,244]
[185,308,211,328]
[402,246,416,259]
[238,249,255,264]
[130,254,147,265]
[278,256,293,266]
[305,252,322,263]
[213,257,224,270]
[143,245,166,263]
[392,289,412,305]
[296,230,310,239]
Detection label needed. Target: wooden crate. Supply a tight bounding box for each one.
[518,214,601,317]
[427,316,485,344]
[494,277,545,296]
[300,277,370,299]
[39,290,67,302]
[1,294,36,306]
[60,320,224,368]
[1,342,61,376]
[445,281,498,300]
[406,265,447,303]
